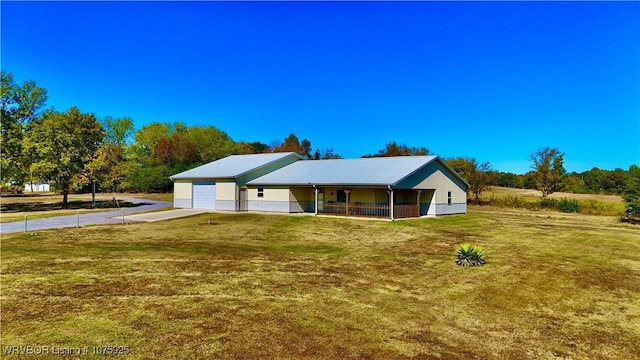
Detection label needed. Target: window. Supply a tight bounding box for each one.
[257,188,264,198]
[337,189,346,203]
[447,191,452,205]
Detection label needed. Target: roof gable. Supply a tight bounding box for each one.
[169,152,302,180]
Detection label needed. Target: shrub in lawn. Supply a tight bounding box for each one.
[623,202,640,224]
[558,198,581,213]
[627,202,640,216]
[505,196,525,208]
[494,195,534,209]
[539,198,558,210]
[455,243,486,267]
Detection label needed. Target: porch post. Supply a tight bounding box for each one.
[416,190,422,217]
[314,186,318,215]
[388,188,394,221]
[344,189,351,216]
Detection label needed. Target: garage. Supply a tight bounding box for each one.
[192,181,216,210]
[169,153,303,211]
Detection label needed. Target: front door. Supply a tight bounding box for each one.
[239,188,248,211]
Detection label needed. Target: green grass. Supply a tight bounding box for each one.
[1,209,639,358]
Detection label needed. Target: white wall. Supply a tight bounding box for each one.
[247,187,290,201]
[173,180,192,208]
[215,181,238,211]
[248,186,291,212]
[216,181,237,201]
[398,162,467,215]
[412,170,466,204]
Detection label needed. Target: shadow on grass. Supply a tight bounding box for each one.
[0,200,140,213]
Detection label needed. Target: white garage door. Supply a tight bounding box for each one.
[192,181,216,209]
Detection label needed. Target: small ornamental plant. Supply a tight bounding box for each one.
[455,243,486,267]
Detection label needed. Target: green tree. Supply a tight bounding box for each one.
[529,147,566,198]
[155,133,199,166]
[86,144,126,193]
[608,168,627,194]
[87,116,135,195]
[121,122,172,192]
[582,167,606,193]
[498,172,520,188]
[237,141,269,154]
[0,71,48,186]
[446,157,492,204]
[102,116,134,147]
[313,148,341,160]
[25,107,104,208]
[564,172,588,193]
[270,133,313,159]
[125,121,232,193]
[623,164,640,204]
[521,171,538,190]
[134,122,171,156]
[183,125,237,162]
[362,142,428,157]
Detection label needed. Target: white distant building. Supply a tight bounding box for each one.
[24,182,51,192]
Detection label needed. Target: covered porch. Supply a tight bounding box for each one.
[288,186,435,220]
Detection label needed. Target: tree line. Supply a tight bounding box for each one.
[1,71,343,207]
[1,71,639,212]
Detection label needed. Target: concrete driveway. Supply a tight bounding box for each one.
[0,197,173,234]
[113,209,209,223]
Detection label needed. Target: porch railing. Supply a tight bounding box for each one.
[292,201,422,219]
[319,202,390,218]
[319,202,346,215]
[394,204,419,219]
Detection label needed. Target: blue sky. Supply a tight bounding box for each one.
[2,1,639,174]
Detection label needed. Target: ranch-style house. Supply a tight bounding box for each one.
[169,152,469,220]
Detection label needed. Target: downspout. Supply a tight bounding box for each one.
[313,184,318,216]
[388,185,394,221]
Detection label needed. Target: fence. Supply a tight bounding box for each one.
[15,209,128,234]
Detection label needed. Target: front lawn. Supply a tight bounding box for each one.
[1,208,639,358]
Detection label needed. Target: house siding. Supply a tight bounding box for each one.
[436,203,467,215]
[248,200,291,212]
[215,200,236,211]
[173,180,192,209]
[215,181,237,211]
[247,187,291,212]
[396,161,467,215]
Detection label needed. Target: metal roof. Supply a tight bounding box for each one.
[246,155,458,187]
[169,152,301,180]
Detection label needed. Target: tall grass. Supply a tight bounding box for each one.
[483,195,623,216]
